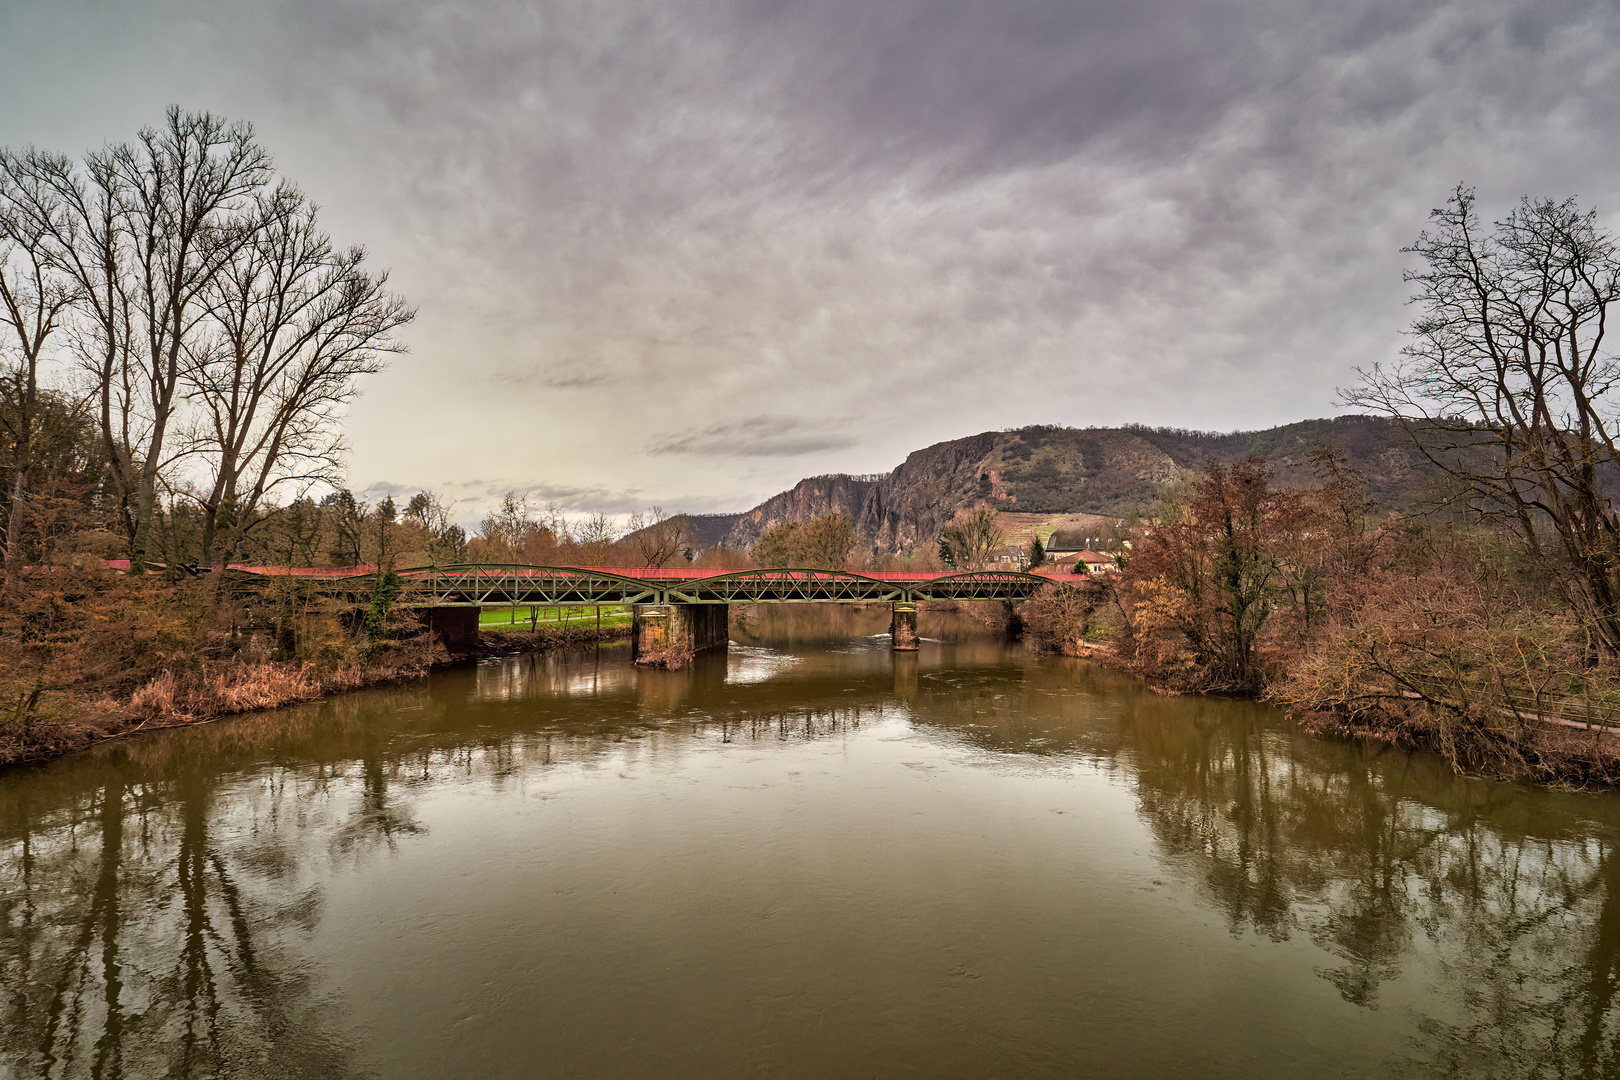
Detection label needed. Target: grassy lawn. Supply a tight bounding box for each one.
[478,605,633,629]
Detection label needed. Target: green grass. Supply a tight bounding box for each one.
[478,605,632,629]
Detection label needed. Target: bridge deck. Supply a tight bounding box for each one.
[201,563,1076,606]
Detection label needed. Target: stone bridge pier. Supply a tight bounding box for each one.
[890,602,919,651]
[632,604,730,665]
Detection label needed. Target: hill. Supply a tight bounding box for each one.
[699,416,1432,553]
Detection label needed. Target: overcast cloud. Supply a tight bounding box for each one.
[2,0,1618,518]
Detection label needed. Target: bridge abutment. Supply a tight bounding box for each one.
[890,602,919,651]
[422,606,480,654]
[632,604,730,666]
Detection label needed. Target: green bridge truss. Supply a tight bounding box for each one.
[236,565,1067,607]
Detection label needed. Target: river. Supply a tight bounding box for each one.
[3,605,1619,1078]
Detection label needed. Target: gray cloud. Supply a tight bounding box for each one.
[491,369,612,391]
[3,0,1619,519]
[648,417,858,457]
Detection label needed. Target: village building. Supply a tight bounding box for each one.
[1073,550,1119,574]
[1042,527,1120,572]
[989,544,1029,568]
[1041,528,1092,564]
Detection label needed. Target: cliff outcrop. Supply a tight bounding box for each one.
[684,416,1433,555]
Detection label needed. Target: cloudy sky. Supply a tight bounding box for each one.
[3,0,1619,518]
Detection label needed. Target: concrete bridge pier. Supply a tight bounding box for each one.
[632,603,730,665]
[890,602,919,651]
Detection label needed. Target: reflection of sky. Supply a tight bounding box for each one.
[471,647,640,701]
[308,707,1183,1078]
[724,645,802,685]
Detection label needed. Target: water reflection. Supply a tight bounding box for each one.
[1127,699,1620,1076]
[2,769,361,1079]
[3,606,1620,1077]
[723,645,804,686]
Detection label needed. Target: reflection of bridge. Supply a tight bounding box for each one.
[229,564,1070,658]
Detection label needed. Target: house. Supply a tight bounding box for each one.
[1073,550,1119,574]
[989,544,1029,568]
[1041,528,1088,562]
[1041,527,1122,573]
[1042,528,1110,565]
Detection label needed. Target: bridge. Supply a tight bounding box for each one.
[221,563,1073,660]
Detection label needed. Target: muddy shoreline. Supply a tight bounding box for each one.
[0,622,631,770]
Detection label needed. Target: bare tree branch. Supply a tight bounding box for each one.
[1346,186,1620,657]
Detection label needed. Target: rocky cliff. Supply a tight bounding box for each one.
[707,416,1431,554]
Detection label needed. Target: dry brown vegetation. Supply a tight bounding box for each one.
[0,564,444,766]
[1276,531,1620,784]
[1021,450,1620,785]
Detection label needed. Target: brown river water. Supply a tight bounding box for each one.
[4,605,1620,1079]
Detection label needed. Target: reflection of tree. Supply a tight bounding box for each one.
[717,705,876,744]
[731,603,895,647]
[1,766,365,1079]
[730,603,1003,649]
[9,643,1620,1078]
[8,776,137,1079]
[1575,853,1620,1077]
[2,660,891,1079]
[899,656,1620,1076]
[1120,695,1620,1076]
[330,736,427,857]
[905,660,1140,757]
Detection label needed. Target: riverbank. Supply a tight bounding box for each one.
[0,641,445,768]
[1020,579,1620,787]
[0,567,632,769]
[17,623,1612,1078]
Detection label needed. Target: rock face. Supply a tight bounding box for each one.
[723,474,879,551]
[710,416,1431,555]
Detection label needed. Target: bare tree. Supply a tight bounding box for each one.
[402,491,467,564]
[270,495,325,569]
[107,111,273,570]
[0,147,135,544]
[478,493,531,560]
[1,109,272,571]
[1348,186,1620,657]
[627,506,689,568]
[2,109,411,579]
[472,493,557,563]
[752,512,858,568]
[937,505,1004,570]
[800,512,857,568]
[0,174,77,580]
[403,490,450,536]
[576,512,618,546]
[185,182,411,570]
[1122,457,1287,692]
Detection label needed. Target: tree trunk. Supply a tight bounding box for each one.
[2,457,27,584]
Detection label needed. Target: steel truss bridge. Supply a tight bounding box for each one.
[228,565,1069,607]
